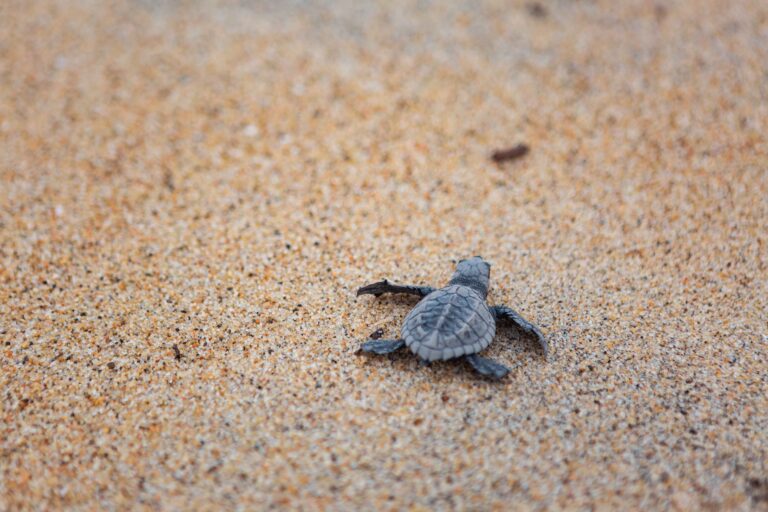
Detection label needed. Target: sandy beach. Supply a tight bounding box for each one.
[1,1,767,509]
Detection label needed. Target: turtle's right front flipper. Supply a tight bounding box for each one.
[356,279,435,298]
[491,305,547,356]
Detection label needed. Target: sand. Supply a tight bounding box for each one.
[1,0,767,509]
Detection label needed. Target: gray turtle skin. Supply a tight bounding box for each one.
[357,256,547,379]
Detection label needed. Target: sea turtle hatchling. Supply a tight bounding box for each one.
[357,256,547,379]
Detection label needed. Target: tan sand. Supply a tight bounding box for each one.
[1,0,767,509]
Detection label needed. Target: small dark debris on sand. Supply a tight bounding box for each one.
[370,328,385,340]
[172,344,182,361]
[163,168,175,191]
[748,478,768,504]
[526,3,547,18]
[491,144,530,163]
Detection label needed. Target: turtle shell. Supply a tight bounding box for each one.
[401,285,496,361]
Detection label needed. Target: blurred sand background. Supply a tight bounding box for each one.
[1,0,767,509]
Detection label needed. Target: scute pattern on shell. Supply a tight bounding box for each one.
[401,285,496,361]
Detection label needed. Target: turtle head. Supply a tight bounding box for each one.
[449,256,491,298]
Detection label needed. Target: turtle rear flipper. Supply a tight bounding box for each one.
[466,354,510,379]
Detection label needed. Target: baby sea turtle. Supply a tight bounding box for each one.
[357,256,547,379]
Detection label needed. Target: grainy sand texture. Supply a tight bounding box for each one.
[1,0,767,510]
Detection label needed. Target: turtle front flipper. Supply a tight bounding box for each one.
[360,339,406,355]
[491,305,547,356]
[356,279,435,298]
[465,354,510,379]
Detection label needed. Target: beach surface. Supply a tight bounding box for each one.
[1,0,767,509]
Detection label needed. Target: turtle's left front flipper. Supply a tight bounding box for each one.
[356,279,435,298]
[491,305,547,356]
[360,339,405,355]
